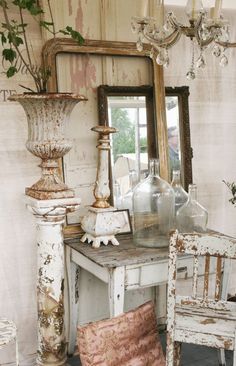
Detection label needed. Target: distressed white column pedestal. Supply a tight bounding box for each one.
[26,196,80,366]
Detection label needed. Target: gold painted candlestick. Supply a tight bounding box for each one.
[81,125,126,248]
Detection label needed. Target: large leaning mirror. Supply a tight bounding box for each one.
[43,39,167,235]
[98,85,192,211]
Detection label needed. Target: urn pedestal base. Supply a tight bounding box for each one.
[26,196,81,366]
[81,207,126,248]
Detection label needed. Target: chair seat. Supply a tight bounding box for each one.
[174,303,236,350]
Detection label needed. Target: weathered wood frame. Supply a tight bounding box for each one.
[165,86,192,191]
[42,38,168,236]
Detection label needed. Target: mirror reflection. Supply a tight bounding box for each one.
[108,95,148,212]
[98,85,192,214]
[166,95,181,172]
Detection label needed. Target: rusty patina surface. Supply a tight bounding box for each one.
[9,93,87,200]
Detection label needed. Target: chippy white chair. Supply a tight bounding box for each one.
[166,230,236,366]
[0,318,19,366]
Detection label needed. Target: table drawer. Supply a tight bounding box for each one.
[125,256,193,289]
[125,256,217,289]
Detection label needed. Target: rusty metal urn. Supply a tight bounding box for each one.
[9,93,87,200]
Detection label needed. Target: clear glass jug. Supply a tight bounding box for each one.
[176,183,208,233]
[133,159,175,248]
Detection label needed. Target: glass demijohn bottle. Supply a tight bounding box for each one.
[176,183,208,233]
[171,170,188,216]
[133,159,175,248]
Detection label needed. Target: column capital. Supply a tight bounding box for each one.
[25,196,81,223]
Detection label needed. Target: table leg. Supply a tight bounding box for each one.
[65,245,80,356]
[108,266,125,317]
[155,284,167,329]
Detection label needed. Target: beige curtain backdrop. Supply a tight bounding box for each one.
[0,1,236,364]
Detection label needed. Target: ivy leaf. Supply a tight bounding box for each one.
[61,26,84,45]
[12,0,43,15]
[7,32,14,43]
[3,48,17,62]
[0,32,7,45]
[0,0,8,8]
[6,66,18,77]
[28,4,43,16]
[14,36,24,46]
[1,23,9,30]
[18,23,28,29]
[39,21,54,32]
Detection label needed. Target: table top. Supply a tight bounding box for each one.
[64,229,235,269]
[65,234,174,268]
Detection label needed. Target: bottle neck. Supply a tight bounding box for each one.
[188,184,197,201]
[114,181,121,196]
[129,170,138,189]
[148,159,160,177]
[171,170,181,186]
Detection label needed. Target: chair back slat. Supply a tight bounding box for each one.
[215,257,223,300]
[192,255,199,298]
[203,255,210,300]
[176,233,236,259]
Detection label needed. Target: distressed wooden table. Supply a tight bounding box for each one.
[64,234,196,355]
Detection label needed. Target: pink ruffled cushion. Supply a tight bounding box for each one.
[77,301,165,366]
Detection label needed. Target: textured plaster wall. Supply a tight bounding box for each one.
[0,1,236,364]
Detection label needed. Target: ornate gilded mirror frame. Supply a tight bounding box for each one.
[42,38,168,236]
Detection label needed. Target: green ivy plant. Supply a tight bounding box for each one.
[0,0,84,92]
[223,180,236,206]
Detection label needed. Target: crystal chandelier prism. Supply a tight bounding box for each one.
[131,0,236,80]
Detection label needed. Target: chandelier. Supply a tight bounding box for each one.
[131,0,236,79]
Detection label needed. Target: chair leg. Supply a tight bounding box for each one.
[174,342,181,366]
[166,334,175,366]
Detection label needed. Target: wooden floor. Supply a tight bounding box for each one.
[67,341,233,365]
